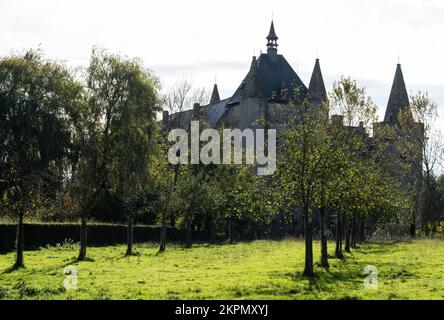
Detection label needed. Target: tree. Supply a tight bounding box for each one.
[162,78,210,113]
[174,167,222,248]
[0,49,83,268]
[328,77,378,257]
[329,76,378,129]
[278,102,339,277]
[76,48,160,258]
[150,140,180,253]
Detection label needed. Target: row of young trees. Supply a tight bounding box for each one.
[278,79,408,276]
[276,77,443,276]
[1,49,442,276]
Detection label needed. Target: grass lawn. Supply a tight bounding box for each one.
[0,239,443,300]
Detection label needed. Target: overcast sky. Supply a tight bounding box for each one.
[1,0,443,127]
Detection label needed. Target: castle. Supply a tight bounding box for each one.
[161,21,423,232]
[162,21,423,229]
[162,21,418,143]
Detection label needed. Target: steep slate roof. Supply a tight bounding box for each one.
[307,59,327,105]
[384,64,412,122]
[166,21,309,128]
[205,98,230,126]
[210,84,221,104]
[163,109,194,131]
[228,53,307,104]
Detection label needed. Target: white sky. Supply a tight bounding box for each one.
[1,0,443,128]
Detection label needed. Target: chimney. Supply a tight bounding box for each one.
[192,103,201,119]
[162,110,169,123]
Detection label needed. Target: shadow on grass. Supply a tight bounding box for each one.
[2,265,24,274]
[76,256,95,262]
[115,252,141,260]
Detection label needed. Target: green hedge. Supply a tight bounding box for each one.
[0,223,185,253]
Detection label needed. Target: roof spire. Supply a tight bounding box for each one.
[384,63,412,122]
[210,83,221,105]
[307,58,327,106]
[266,20,278,59]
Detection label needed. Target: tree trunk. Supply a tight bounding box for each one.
[410,207,417,238]
[345,217,351,253]
[358,219,365,243]
[209,215,215,244]
[125,216,134,256]
[291,213,297,236]
[303,205,314,277]
[229,213,235,244]
[351,216,357,249]
[14,214,25,268]
[159,206,168,253]
[319,207,329,268]
[169,210,176,227]
[335,211,344,259]
[185,211,192,248]
[169,165,179,229]
[78,216,87,261]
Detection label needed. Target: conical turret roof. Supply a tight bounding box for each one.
[384,64,412,122]
[307,59,327,105]
[210,84,220,105]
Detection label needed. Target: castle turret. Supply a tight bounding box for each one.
[210,83,220,105]
[307,59,327,106]
[384,64,412,122]
[266,21,278,62]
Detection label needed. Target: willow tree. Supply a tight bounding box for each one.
[0,50,83,268]
[75,48,160,259]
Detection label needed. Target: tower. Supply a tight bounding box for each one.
[376,63,424,233]
[266,21,278,62]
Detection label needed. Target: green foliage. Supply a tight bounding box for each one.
[423,221,444,237]
[68,47,161,221]
[0,49,84,220]
[329,76,378,129]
